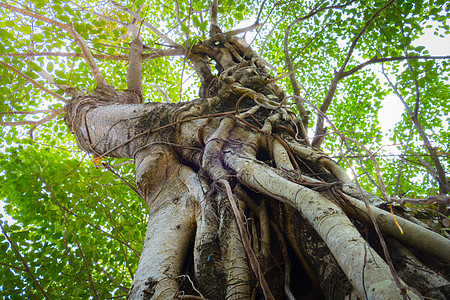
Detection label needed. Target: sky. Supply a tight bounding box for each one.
[379,20,450,135]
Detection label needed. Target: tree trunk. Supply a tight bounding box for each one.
[65,35,450,300]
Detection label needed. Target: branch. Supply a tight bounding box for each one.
[342,55,450,78]
[0,262,26,272]
[283,0,358,95]
[101,162,143,200]
[312,0,395,147]
[382,69,449,194]
[225,0,267,40]
[404,144,440,178]
[74,3,145,40]
[0,223,50,300]
[0,2,108,89]
[260,14,286,57]
[149,84,171,103]
[74,4,127,27]
[91,260,129,293]
[224,22,262,37]
[338,0,395,73]
[0,61,68,103]
[74,240,100,299]
[283,0,357,135]
[1,49,184,60]
[394,131,413,197]
[0,107,65,127]
[210,0,219,36]
[110,0,178,47]
[175,0,185,37]
[389,195,450,206]
[5,82,27,99]
[2,51,126,60]
[126,38,144,101]
[0,109,53,115]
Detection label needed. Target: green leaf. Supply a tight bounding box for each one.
[200,21,208,31]
[181,24,189,33]
[55,69,66,79]
[415,45,425,52]
[236,4,245,12]
[47,62,54,73]
[192,15,200,28]
[34,33,44,43]
[0,243,8,252]
[28,61,42,72]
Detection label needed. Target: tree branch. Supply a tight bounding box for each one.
[389,195,450,206]
[312,0,395,147]
[149,84,171,103]
[283,0,358,95]
[1,49,184,61]
[338,0,395,74]
[224,22,262,37]
[74,4,127,27]
[402,145,441,185]
[126,38,144,101]
[175,0,185,37]
[342,55,450,78]
[110,0,178,47]
[382,69,449,194]
[0,223,50,300]
[0,109,53,115]
[2,51,127,60]
[0,2,108,89]
[283,0,357,135]
[0,262,26,272]
[0,107,66,127]
[0,61,68,103]
[210,0,219,36]
[394,131,414,197]
[74,240,100,299]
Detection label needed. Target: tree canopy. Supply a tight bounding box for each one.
[0,0,449,298]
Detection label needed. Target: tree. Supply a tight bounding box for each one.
[0,0,449,299]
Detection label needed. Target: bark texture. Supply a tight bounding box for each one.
[65,34,450,300]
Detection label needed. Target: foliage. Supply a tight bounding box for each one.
[0,0,449,298]
[258,0,449,200]
[0,139,146,298]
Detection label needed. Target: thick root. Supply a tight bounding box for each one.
[129,147,197,299]
[223,148,420,300]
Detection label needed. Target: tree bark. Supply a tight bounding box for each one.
[64,34,450,300]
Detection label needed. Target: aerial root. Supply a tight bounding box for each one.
[175,275,205,299]
[223,150,422,299]
[270,132,319,289]
[193,189,224,299]
[339,192,450,262]
[201,117,235,181]
[282,205,319,288]
[217,191,251,299]
[235,186,271,265]
[287,141,352,182]
[384,237,450,299]
[219,179,275,300]
[270,221,296,300]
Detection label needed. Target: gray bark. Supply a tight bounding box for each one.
[64,34,449,300]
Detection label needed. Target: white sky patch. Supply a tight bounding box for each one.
[413,20,450,56]
[0,201,16,225]
[377,21,449,149]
